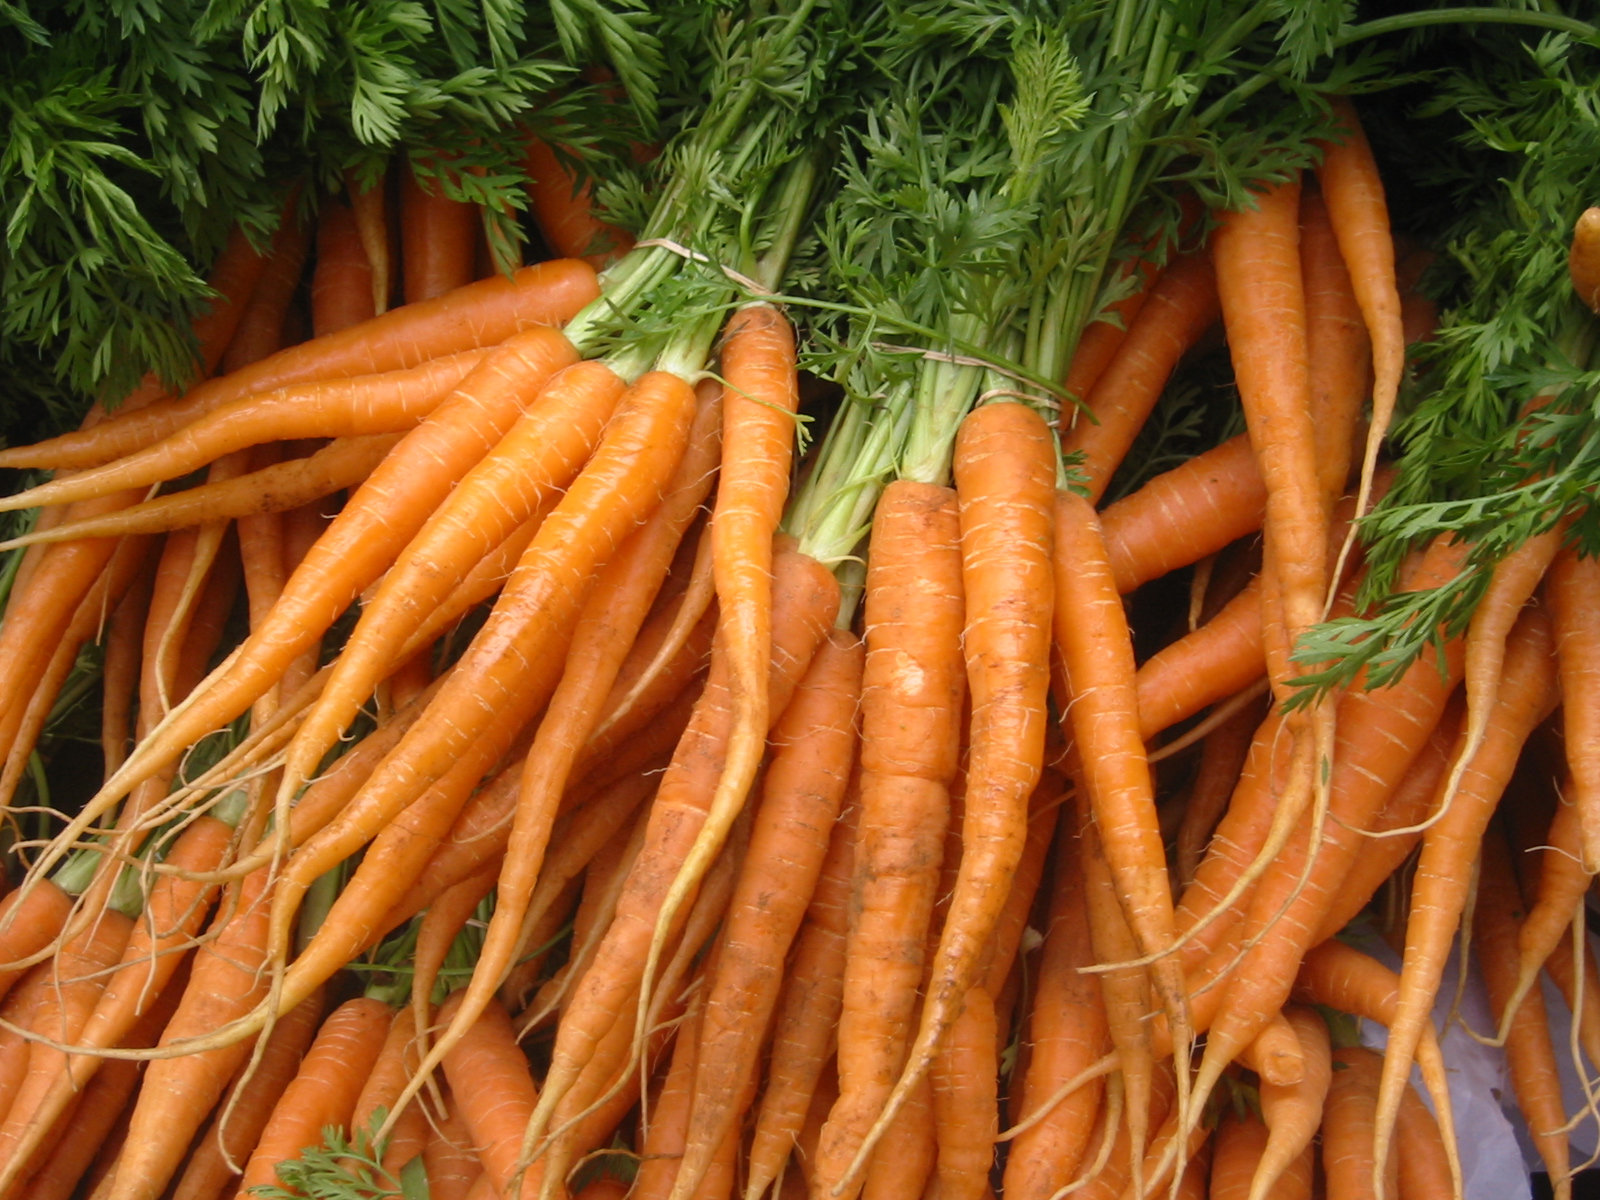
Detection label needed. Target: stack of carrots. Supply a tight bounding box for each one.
[2,13,1600,1200]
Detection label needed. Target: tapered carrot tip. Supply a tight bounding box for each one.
[1569,207,1600,313]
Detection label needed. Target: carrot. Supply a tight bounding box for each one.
[0,352,490,513]
[1323,1046,1396,1200]
[523,541,838,1177]
[1299,188,1370,503]
[1569,207,1600,314]
[1547,547,1600,870]
[423,1091,483,1200]
[238,998,391,1196]
[222,219,309,374]
[266,368,697,1046]
[856,402,1055,1183]
[744,791,859,1200]
[523,138,632,268]
[0,815,237,1188]
[1318,98,1405,544]
[0,883,76,1002]
[1245,1006,1329,1200]
[437,994,541,1200]
[1175,694,1265,889]
[1136,577,1264,741]
[1052,487,1188,1105]
[1372,606,1558,1176]
[1177,1137,1214,1200]
[0,435,403,550]
[402,163,477,303]
[1475,826,1571,1198]
[812,483,963,1200]
[671,632,863,1200]
[856,1077,935,1200]
[312,201,377,337]
[927,987,997,1200]
[1213,1113,1312,1200]
[632,991,704,1200]
[1394,1082,1454,1200]
[1061,259,1159,411]
[346,169,391,316]
[1064,250,1219,502]
[409,868,497,1049]
[100,560,155,778]
[1001,818,1111,1200]
[0,257,598,473]
[1075,1062,1178,1200]
[168,990,327,1200]
[385,647,433,715]
[349,1007,429,1179]
[277,356,629,797]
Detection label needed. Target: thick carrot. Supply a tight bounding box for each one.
[1300,188,1370,503]
[859,1078,935,1200]
[1372,607,1558,1174]
[672,632,862,1200]
[1136,576,1263,741]
[349,1007,429,1179]
[437,994,541,1200]
[267,368,697,1045]
[812,484,963,1200]
[1322,1046,1396,1200]
[0,257,598,473]
[0,884,75,1000]
[523,542,838,1173]
[312,201,377,337]
[928,987,997,1200]
[1101,434,1265,594]
[523,138,633,268]
[167,989,326,1200]
[0,435,403,549]
[423,1090,483,1200]
[1001,820,1110,1200]
[401,163,477,303]
[238,998,391,1195]
[1246,1006,1329,1200]
[858,402,1055,1182]
[1053,487,1188,1089]
[1547,547,1600,870]
[0,352,489,513]
[346,169,391,316]
[1318,97,1405,539]
[1064,250,1219,502]
[744,792,859,1200]
[277,356,628,796]
[1394,1081,1455,1200]
[0,816,236,1187]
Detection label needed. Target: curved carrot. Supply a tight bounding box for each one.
[1064,249,1219,502]
[1245,1006,1329,1200]
[523,543,838,1177]
[1547,547,1600,869]
[673,632,862,1200]
[0,257,598,473]
[238,998,391,1195]
[0,884,75,997]
[437,994,541,1200]
[1372,607,1557,1176]
[312,201,377,337]
[812,483,963,1200]
[0,435,402,550]
[402,164,477,304]
[0,352,488,514]
[167,989,325,1200]
[523,137,632,269]
[1570,207,1600,314]
[1136,577,1263,741]
[1101,434,1265,594]
[278,357,628,798]
[221,218,310,374]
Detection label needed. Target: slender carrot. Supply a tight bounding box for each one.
[423,1090,483,1200]
[1101,434,1266,594]
[632,992,704,1200]
[1064,250,1219,502]
[0,257,599,473]
[346,169,391,316]
[1547,547,1600,870]
[1137,577,1264,741]
[402,164,477,303]
[312,201,377,337]
[1174,694,1265,889]
[437,994,541,1200]
[812,484,963,1200]
[671,632,863,1200]
[0,436,403,550]
[1497,788,1589,1041]
[859,1079,935,1200]
[238,998,391,1196]
[0,352,490,513]
[522,542,839,1178]
[222,220,309,374]
[1299,188,1370,503]
[410,868,497,1048]
[1246,1006,1330,1200]
[1061,260,1159,412]
[168,989,326,1200]
[1372,607,1558,1176]
[100,560,155,779]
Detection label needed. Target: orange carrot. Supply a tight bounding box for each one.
[1101,434,1265,594]
[1064,250,1219,502]
[402,164,477,303]
[422,1090,483,1200]
[409,868,497,1047]
[523,138,632,268]
[1174,694,1264,889]
[928,987,997,1200]
[1136,577,1263,741]
[813,484,963,1200]
[1299,188,1370,503]
[1547,547,1600,870]
[346,169,391,316]
[0,884,76,1003]
[168,989,327,1200]
[1246,1006,1330,1200]
[238,998,391,1196]
[437,994,541,1200]
[100,561,155,778]
[1394,1081,1454,1200]
[1061,260,1159,412]
[1322,1046,1396,1200]
[1570,208,1600,315]
[312,201,377,337]
[222,219,309,374]
[349,1007,429,1179]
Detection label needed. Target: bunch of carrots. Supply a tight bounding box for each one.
[1,11,1600,1200]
